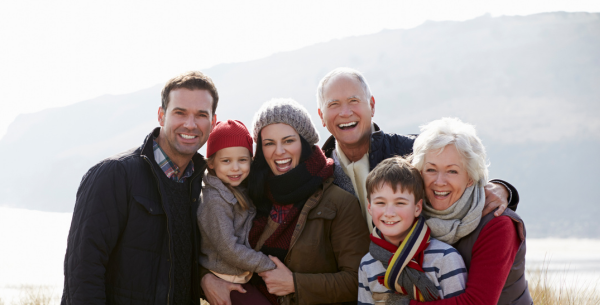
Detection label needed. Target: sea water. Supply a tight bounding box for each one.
[1,207,599,304]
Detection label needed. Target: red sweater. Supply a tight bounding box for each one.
[410,215,520,305]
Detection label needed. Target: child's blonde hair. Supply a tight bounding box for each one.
[206,155,250,210]
[205,119,254,210]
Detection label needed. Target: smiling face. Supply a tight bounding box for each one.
[208,146,251,187]
[318,74,375,150]
[368,183,422,246]
[157,88,216,167]
[421,144,474,211]
[260,123,302,176]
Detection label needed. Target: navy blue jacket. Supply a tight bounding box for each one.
[61,128,206,305]
[322,123,417,171]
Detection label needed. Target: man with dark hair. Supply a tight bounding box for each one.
[62,71,218,304]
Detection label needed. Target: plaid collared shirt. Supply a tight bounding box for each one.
[270,204,294,224]
[153,139,194,183]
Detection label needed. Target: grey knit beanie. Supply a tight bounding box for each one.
[251,98,320,146]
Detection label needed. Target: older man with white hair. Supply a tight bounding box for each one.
[316,67,518,230]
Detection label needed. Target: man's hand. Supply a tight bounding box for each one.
[201,273,245,305]
[483,182,509,217]
[258,256,295,296]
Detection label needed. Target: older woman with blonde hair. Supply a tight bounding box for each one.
[409,117,532,305]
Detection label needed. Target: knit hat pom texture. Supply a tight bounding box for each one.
[206,119,253,158]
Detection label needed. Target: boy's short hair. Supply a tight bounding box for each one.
[366,156,424,202]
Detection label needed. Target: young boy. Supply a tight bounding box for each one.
[358,157,467,304]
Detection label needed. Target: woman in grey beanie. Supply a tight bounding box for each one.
[251,98,321,147]
[237,98,369,304]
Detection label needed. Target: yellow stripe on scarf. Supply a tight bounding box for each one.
[383,220,418,290]
[383,218,430,300]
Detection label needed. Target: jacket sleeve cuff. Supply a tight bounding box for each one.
[489,179,520,211]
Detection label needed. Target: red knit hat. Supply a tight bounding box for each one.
[206,119,253,158]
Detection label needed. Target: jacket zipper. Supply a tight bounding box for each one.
[280,192,320,304]
[144,156,173,305]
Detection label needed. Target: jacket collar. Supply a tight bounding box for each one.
[140,127,207,176]
[372,122,382,133]
[203,173,238,205]
[321,134,336,158]
[321,176,334,191]
[321,122,382,158]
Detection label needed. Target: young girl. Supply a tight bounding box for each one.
[197,119,276,303]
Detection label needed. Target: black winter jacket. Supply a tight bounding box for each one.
[61,128,206,305]
[322,123,520,209]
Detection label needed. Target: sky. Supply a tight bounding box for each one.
[1,0,599,138]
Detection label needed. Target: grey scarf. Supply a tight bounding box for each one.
[422,181,485,245]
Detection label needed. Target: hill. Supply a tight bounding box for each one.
[1,12,599,238]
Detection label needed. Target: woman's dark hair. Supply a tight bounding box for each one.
[248,132,313,215]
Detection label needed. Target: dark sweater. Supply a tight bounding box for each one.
[158,172,193,305]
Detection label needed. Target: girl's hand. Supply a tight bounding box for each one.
[258,255,295,296]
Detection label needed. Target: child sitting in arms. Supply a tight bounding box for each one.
[197,120,275,304]
[358,157,467,305]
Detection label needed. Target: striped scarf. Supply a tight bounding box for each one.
[369,215,439,302]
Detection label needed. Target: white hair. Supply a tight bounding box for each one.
[316,67,373,110]
[411,117,489,184]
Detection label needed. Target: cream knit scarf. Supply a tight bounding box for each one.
[422,181,485,245]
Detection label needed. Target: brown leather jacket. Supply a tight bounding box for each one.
[278,177,370,305]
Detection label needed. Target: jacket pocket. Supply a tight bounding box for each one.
[134,195,164,215]
[293,206,337,273]
[307,206,336,220]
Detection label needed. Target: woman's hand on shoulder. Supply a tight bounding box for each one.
[258,255,295,296]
